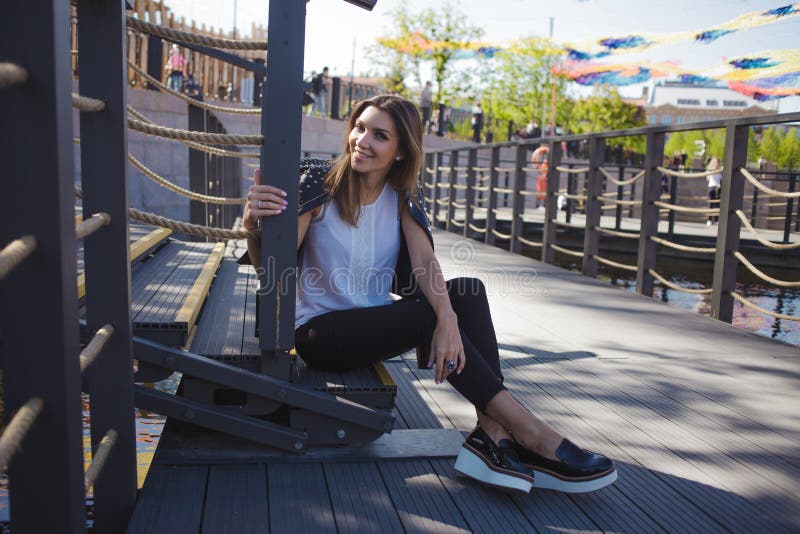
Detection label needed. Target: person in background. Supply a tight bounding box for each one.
[165,44,186,92]
[471,101,483,143]
[309,66,329,117]
[419,81,432,134]
[531,144,549,209]
[706,156,722,225]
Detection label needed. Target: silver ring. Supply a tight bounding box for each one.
[257,200,263,209]
[447,360,455,371]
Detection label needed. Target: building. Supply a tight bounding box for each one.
[642,81,778,125]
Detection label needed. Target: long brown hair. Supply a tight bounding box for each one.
[325,94,423,226]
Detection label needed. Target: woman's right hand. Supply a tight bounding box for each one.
[243,169,288,230]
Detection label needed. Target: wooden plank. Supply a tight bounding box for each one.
[323,462,404,533]
[267,463,336,533]
[190,259,248,357]
[127,465,207,533]
[175,242,225,332]
[385,360,448,430]
[378,459,470,533]
[201,464,268,533]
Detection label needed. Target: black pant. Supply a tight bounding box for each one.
[295,277,506,412]
[708,186,720,222]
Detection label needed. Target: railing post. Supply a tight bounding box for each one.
[615,165,624,230]
[783,173,796,244]
[668,175,678,238]
[330,76,341,119]
[565,164,574,224]
[629,177,637,219]
[510,144,528,254]
[541,141,563,264]
[432,152,443,227]
[711,124,749,323]
[446,150,459,232]
[583,136,606,277]
[188,103,209,237]
[0,1,86,531]
[424,152,436,223]
[464,148,478,237]
[485,146,500,246]
[636,131,665,297]
[77,0,138,530]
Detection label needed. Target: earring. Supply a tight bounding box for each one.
[395,156,402,161]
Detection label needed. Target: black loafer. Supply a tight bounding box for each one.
[454,427,534,495]
[516,438,617,493]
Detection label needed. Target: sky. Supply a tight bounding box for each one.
[162,0,800,112]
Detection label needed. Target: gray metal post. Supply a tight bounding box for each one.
[711,124,749,323]
[464,149,477,237]
[0,1,86,531]
[783,174,796,244]
[485,146,500,246]
[188,104,209,237]
[510,144,528,254]
[330,76,341,119]
[636,131,665,297]
[667,175,678,238]
[78,0,138,530]
[582,137,606,277]
[258,0,306,374]
[432,152,443,227]
[565,166,574,224]
[541,141,562,264]
[446,150,459,232]
[615,165,624,231]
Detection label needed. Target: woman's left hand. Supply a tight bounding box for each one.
[429,310,466,384]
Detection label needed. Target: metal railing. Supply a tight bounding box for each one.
[423,112,800,325]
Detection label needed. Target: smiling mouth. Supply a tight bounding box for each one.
[353,150,373,159]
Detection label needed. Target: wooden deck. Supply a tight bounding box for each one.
[129,229,800,533]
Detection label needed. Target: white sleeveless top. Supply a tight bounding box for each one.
[295,182,401,329]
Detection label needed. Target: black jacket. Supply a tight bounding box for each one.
[239,158,433,298]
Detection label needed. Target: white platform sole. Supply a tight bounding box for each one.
[532,467,618,493]
[454,447,533,495]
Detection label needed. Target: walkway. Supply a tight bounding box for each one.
[129,229,800,533]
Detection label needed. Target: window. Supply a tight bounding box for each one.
[661,115,672,124]
[723,100,747,107]
[706,99,719,106]
[677,98,700,106]
[648,115,658,124]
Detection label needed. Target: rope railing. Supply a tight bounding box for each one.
[740,168,800,198]
[734,210,800,250]
[596,196,641,206]
[650,236,716,254]
[594,255,638,272]
[436,183,451,189]
[0,398,44,472]
[79,324,115,372]
[425,167,436,174]
[128,208,256,240]
[656,166,724,179]
[491,228,511,239]
[127,62,260,115]
[493,187,514,194]
[0,62,29,87]
[471,166,491,172]
[653,200,719,215]
[729,291,800,321]
[126,107,259,159]
[648,269,713,294]
[550,244,584,258]
[0,235,36,280]
[519,190,537,197]
[494,167,515,173]
[435,198,450,206]
[126,16,268,50]
[76,213,111,240]
[734,251,800,287]
[473,185,490,192]
[451,184,468,190]
[560,193,588,201]
[128,118,263,145]
[451,201,467,209]
[71,93,106,113]
[450,218,466,227]
[128,155,246,205]
[598,167,645,186]
[555,166,590,174]
[84,429,118,491]
[468,223,487,234]
[518,236,543,247]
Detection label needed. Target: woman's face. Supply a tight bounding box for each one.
[349,106,401,180]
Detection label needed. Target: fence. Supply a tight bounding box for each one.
[423,113,800,325]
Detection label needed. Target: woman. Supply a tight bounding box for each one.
[241,95,616,495]
[706,156,722,225]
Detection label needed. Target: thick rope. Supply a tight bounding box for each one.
[126,16,267,50]
[550,243,584,258]
[76,213,111,240]
[555,166,590,174]
[471,166,491,172]
[129,155,245,205]
[740,168,800,198]
[468,223,487,234]
[126,107,259,159]
[129,208,257,240]
[425,167,436,174]
[651,236,716,254]
[653,200,719,215]
[596,196,641,206]
[450,218,466,227]
[494,167,515,173]
[128,118,263,145]
[729,291,800,321]
[734,251,800,287]
[598,167,645,186]
[491,228,511,239]
[595,227,640,239]
[79,324,115,372]
[451,201,467,208]
[0,398,44,472]
[594,255,638,272]
[518,236,543,247]
[493,187,514,194]
[0,62,29,87]
[656,166,724,179]
[648,269,712,294]
[84,429,118,491]
[0,235,36,280]
[734,210,800,250]
[127,62,259,115]
[72,93,106,113]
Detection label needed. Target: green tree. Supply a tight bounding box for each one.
[760,127,784,165]
[778,127,800,170]
[568,85,646,154]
